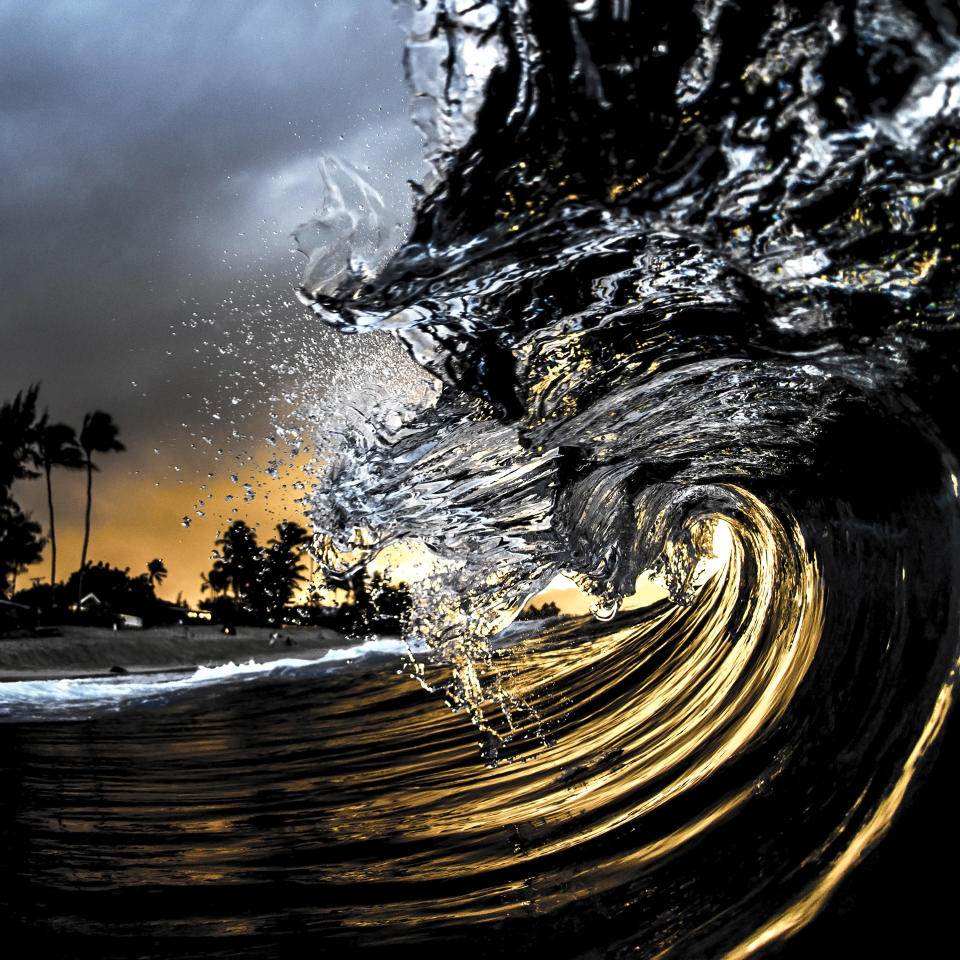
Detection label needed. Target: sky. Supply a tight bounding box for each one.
[1,0,427,605]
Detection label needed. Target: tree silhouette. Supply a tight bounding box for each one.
[31,415,83,596]
[347,567,372,618]
[0,387,44,599]
[66,561,164,624]
[78,411,125,605]
[146,558,168,589]
[0,385,40,491]
[262,521,311,624]
[367,571,413,632]
[200,560,230,597]
[518,599,561,620]
[212,520,265,622]
[0,499,45,598]
[199,559,235,622]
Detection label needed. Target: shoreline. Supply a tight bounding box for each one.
[0,623,352,683]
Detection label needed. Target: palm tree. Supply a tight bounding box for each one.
[32,416,83,597]
[200,563,229,598]
[263,521,311,623]
[147,558,168,588]
[1,386,44,600]
[215,520,265,620]
[78,411,125,605]
[0,385,41,493]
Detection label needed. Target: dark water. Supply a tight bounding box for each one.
[5,1,960,957]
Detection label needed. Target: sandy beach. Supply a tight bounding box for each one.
[0,623,351,682]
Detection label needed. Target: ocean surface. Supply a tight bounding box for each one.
[4,1,960,957]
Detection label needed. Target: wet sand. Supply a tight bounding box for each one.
[0,624,349,682]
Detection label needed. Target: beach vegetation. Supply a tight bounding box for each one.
[200,520,313,627]
[196,519,411,633]
[0,386,45,597]
[67,561,168,626]
[518,600,561,620]
[262,521,311,623]
[147,558,168,588]
[0,500,46,597]
[0,386,134,614]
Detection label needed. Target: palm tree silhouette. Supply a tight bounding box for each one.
[200,562,229,598]
[0,384,40,492]
[1,386,44,600]
[32,415,83,599]
[78,411,125,605]
[146,558,168,589]
[263,521,311,623]
[215,520,264,617]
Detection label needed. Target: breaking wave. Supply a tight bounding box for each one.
[293,1,960,955]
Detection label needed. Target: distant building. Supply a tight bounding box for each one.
[73,592,144,629]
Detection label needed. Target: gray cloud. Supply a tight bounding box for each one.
[0,0,424,446]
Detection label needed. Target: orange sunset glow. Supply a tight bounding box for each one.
[11,434,318,607]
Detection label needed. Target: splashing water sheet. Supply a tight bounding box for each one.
[4,1,960,957]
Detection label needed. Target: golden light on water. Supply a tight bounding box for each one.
[256,488,826,935]
[725,668,957,959]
